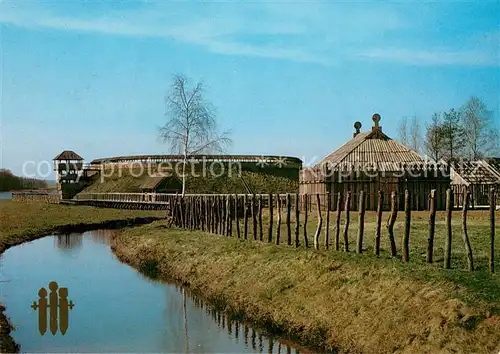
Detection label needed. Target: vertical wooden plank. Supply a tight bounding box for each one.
[286,193,292,246]
[462,191,474,272]
[335,192,342,251]
[387,191,398,257]
[343,192,351,252]
[258,194,263,241]
[375,190,383,256]
[268,194,273,243]
[252,194,258,241]
[226,195,231,236]
[402,190,411,263]
[276,194,282,245]
[314,193,323,250]
[325,192,330,249]
[427,189,437,263]
[490,187,496,274]
[295,194,300,248]
[303,194,309,248]
[444,189,452,269]
[244,194,248,240]
[356,191,365,254]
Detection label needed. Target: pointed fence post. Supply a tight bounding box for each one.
[343,192,351,252]
[444,189,453,269]
[314,193,323,250]
[295,194,300,248]
[325,192,331,249]
[252,194,257,241]
[258,195,263,241]
[303,194,309,248]
[356,191,365,254]
[402,190,411,263]
[268,194,273,243]
[235,194,241,239]
[375,190,383,256]
[276,194,282,245]
[427,189,437,263]
[462,191,474,272]
[335,192,342,251]
[387,191,398,257]
[243,194,248,240]
[490,187,496,274]
[286,194,292,246]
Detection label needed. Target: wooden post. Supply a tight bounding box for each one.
[314,193,323,250]
[276,194,281,245]
[427,189,437,263]
[286,193,292,246]
[444,189,453,269]
[387,191,398,257]
[258,195,263,241]
[252,194,258,241]
[235,195,241,239]
[356,190,365,254]
[222,196,227,236]
[243,194,248,240]
[268,194,273,243]
[490,187,496,274]
[226,195,231,236]
[179,197,185,228]
[325,192,330,250]
[303,194,309,248]
[375,190,383,256]
[295,194,300,248]
[462,191,474,272]
[343,192,351,252]
[402,190,411,263]
[335,192,342,251]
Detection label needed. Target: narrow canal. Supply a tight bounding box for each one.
[0,230,306,353]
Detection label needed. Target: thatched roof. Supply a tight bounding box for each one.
[53,150,83,161]
[450,160,500,186]
[315,114,429,171]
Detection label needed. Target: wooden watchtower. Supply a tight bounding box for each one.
[53,151,84,199]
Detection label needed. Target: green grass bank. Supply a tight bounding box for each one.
[0,200,164,352]
[112,211,500,354]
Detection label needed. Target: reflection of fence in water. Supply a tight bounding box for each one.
[184,287,307,354]
[55,234,83,249]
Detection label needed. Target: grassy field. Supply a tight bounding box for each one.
[0,200,164,252]
[113,209,500,353]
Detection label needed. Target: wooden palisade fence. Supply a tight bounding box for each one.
[166,188,497,273]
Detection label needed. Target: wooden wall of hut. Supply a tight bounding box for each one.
[300,168,451,211]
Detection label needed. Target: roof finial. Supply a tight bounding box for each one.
[372,113,382,132]
[353,121,362,137]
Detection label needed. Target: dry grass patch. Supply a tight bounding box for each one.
[113,219,500,354]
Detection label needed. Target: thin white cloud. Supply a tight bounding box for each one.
[0,1,498,67]
[361,48,499,67]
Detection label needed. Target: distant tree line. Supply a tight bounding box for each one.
[0,169,48,192]
[398,96,499,162]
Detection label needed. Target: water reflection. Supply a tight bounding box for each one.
[2,230,316,353]
[55,233,82,250]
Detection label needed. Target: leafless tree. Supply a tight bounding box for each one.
[159,75,231,195]
[409,116,421,153]
[424,113,446,162]
[441,108,466,162]
[398,117,409,147]
[461,96,499,160]
[398,116,421,153]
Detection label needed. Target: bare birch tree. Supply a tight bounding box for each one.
[441,108,466,162]
[398,117,409,147]
[159,75,231,195]
[424,112,446,162]
[399,116,421,153]
[461,96,499,160]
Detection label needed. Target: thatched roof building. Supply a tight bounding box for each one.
[300,114,450,210]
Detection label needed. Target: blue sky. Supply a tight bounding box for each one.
[1,1,499,178]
